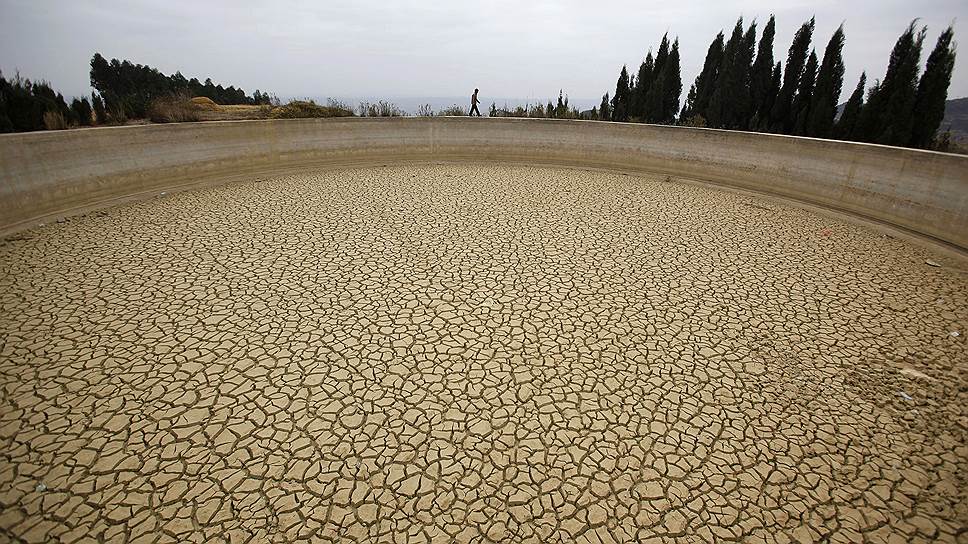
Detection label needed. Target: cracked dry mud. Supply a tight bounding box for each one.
[0,164,966,544]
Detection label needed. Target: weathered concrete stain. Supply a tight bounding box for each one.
[1,118,966,249]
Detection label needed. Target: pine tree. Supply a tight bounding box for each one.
[600,93,611,120]
[612,66,632,122]
[806,25,846,137]
[910,26,956,148]
[0,100,11,134]
[749,16,777,130]
[70,97,93,126]
[0,75,12,133]
[771,18,815,133]
[682,32,725,122]
[792,50,818,135]
[856,22,925,145]
[835,72,865,139]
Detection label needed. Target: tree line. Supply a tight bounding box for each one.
[0,72,101,132]
[1,55,277,132]
[90,53,275,121]
[2,21,957,148]
[595,17,956,150]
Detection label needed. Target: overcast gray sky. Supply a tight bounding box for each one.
[1,0,964,106]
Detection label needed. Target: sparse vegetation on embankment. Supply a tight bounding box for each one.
[147,93,200,123]
[269,100,354,119]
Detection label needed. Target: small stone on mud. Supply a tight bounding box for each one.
[745,362,766,375]
[35,482,47,492]
[925,259,941,267]
[897,391,914,401]
[899,368,933,381]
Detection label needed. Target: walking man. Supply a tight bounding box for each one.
[469,88,482,117]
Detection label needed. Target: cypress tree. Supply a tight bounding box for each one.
[644,34,670,122]
[631,53,654,121]
[792,51,818,135]
[835,72,865,139]
[749,15,777,130]
[680,85,696,121]
[627,75,636,118]
[600,93,611,120]
[755,62,783,131]
[709,19,756,129]
[806,25,846,137]
[770,62,782,122]
[682,31,725,121]
[857,22,925,145]
[661,39,682,123]
[910,26,956,148]
[611,66,631,122]
[733,22,756,129]
[853,79,882,141]
[707,19,745,128]
[882,24,926,145]
[771,18,815,133]
[733,22,757,127]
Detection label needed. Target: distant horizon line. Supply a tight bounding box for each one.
[290,94,602,101]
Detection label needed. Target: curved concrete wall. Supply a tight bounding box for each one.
[1,117,967,249]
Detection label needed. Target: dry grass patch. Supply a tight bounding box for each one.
[190,96,221,111]
[269,100,354,119]
[148,94,200,123]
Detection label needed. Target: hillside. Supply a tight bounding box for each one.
[942,96,968,137]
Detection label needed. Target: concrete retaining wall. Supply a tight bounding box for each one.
[1,117,966,249]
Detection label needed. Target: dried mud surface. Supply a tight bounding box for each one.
[1,164,966,543]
